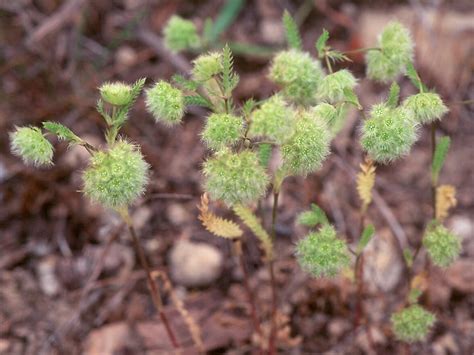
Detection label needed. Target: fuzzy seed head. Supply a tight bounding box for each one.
[99,82,134,106]
[403,92,448,124]
[192,52,223,82]
[423,224,461,267]
[281,110,330,176]
[318,69,357,102]
[145,81,185,125]
[201,113,244,150]
[296,225,350,277]
[83,141,149,209]
[269,50,324,105]
[360,104,418,163]
[10,126,54,167]
[391,305,436,343]
[163,16,200,52]
[248,95,295,144]
[203,149,269,206]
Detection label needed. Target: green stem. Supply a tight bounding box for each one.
[268,190,279,355]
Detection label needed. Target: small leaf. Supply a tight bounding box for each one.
[316,29,329,58]
[184,95,213,108]
[431,136,450,185]
[282,10,302,50]
[406,62,428,93]
[343,87,361,109]
[172,74,199,91]
[241,98,257,117]
[326,50,351,63]
[206,0,244,43]
[297,203,329,228]
[258,143,272,168]
[356,158,376,210]
[387,82,400,108]
[357,224,375,254]
[198,193,243,239]
[403,248,413,268]
[43,121,82,145]
[435,184,456,221]
[221,44,239,96]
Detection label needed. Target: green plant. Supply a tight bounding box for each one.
[391,304,436,342]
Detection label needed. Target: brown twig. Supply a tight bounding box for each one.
[268,191,279,355]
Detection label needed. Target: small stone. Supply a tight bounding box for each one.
[37,257,60,297]
[166,203,189,225]
[169,240,223,288]
[132,206,151,231]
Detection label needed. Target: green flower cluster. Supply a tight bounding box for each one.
[366,22,414,82]
[403,92,448,124]
[203,149,269,206]
[269,50,324,105]
[296,225,350,277]
[391,305,436,342]
[423,224,461,267]
[318,69,357,103]
[360,103,418,163]
[10,126,54,167]
[192,52,223,83]
[248,95,295,144]
[83,141,149,209]
[99,82,134,106]
[145,81,185,125]
[163,15,200,52]
[201,113,244,150]
[281,110,330,176]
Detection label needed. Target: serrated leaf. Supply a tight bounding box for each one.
[435,184,456,221]
[184,95,213,108]
[431,136,450,185]
[221,44,239,96]
[258,143,272,168]
[357,224,375,254]
[114,77,146,127]
[96,98,112,125]
[172,74,199,91]
[387,82,400,108]
[316,29,329,58]
[296,203,329,228]
[403,248,413,268]
[282,10,302,50]
[356,158,376,210]
[343,87,361,109]
[241,98,257,117]
[206,0,244,43]
[326,50,351,63]
[406,62,428,93]
[43,121,82,145]
[198,193,242,239]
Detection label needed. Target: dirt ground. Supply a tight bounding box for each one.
[0,1,473,354]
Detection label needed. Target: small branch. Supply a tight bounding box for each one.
[268,191,279,355]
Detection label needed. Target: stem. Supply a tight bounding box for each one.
[324,53,333,73]
[120,208,180,350]
[268,191,279,355]
[342,47,381,55]
[431,123,437,219]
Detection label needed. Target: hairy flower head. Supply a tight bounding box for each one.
[403,92,448,124]
[203,149,269,206]
[248,95,295,144]
[83,141,149,209]
[296,225,350,277]
[423,223,461,267]
[269,50,324,105]
[281,110,330,176]
[145,81,185,125]
[163,15,200,52]
[318,69,357,103]
[360,103,418,163]
[201,113,244,150]
[391,305,436,343]
[99,82,134,106]
[312,102,349,137]
[10,126,54,167]
[192,52,223,82]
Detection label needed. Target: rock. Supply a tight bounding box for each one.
[444,259,474,293]
[84,322,132,355]
[37,257,60,297]
[132,206,151,231]
[169,240,223,288]
[166,203,189,225]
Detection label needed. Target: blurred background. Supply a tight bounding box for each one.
[0,0,473,354]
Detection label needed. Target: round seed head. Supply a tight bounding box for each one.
[201,113,244,150]
[163,15,200,52]
[318,69,357,103]
[423,224,461,267]
[192,52,223,82]
[99,82,134,106]
[391,305,436,343]
[10,126,54,167]
[403,92,448,124]
[83,141,149,209]
[145,81,185,125]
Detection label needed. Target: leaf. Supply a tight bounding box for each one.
[343,87,361,109]
[221,44,239,96]
[202,18,214,43]
[96,99,112,125]
[403,248,413,268]
[233,204,273,259]
[258,143,272,168]
[326,50,351,63]
[435,185,457,221]
[296,203,329,228]
[406,62,428,93]
[357,224,375,254]
[387,82,400,108]
[315,29,329,58]
[282,10,302,50]
[43,121,82,145]
[184,95,213,108]
[198,193,243,239]
[431,136,450,185]
[356,158,376,210]
[206,0,244,43]
[409,272,428,303]
[241,98,257,117]
[172,74,199,91]
[114,77,146,126]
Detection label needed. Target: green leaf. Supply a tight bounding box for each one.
[96,99,112,125]
[406,62,428,93]
[387,82,400,108]
[297,203,329,228]
[343,87,361,109]
[282,10,302,50]
[403,248,413,268]
[221,44,239,96]
[202,18,214,44]
[326,50,351,63]
[316,29,329,58]
[258,143,272,168]
[408,288,423,304]
[206,0,244,43]
[431,136,451,185]
[172,74,199,91]
[43,121,82,145]
[114,77,146,126]
[357,224,375,254]
[241,98,257,117]
[184,95,213,108]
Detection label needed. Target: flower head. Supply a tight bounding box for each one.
[318,69,357,103]
[201,113,244,150]
[423,223,461,267]
[10,126,54,167]
[403,92,448,124]
[192,52,223,82]
[296,225,350,277]
[269,50,324,105]
[203,149,269,206]
[99,82,134,106]
[248,95,295,144]
[391,305,436,342]
[145,81,185,125]
[281,110,330,176]
[360,103,418,163]
[163,15,200,52]
[83,141,149,209]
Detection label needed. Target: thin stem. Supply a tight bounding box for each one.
[324,53,333,73]
[342,47,381,55]
[268,191,279,355]
[431,123,437,219]
[120,208,180,350]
